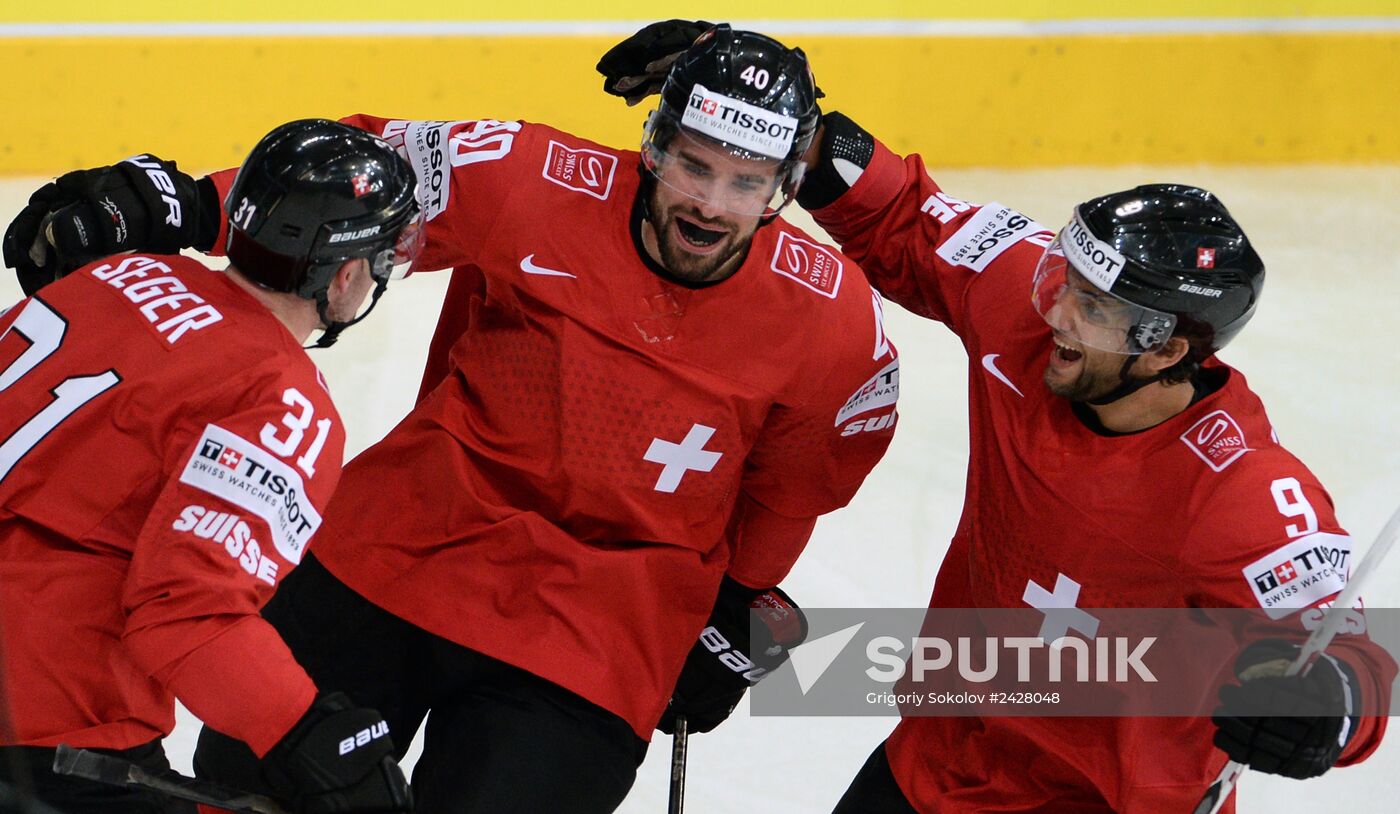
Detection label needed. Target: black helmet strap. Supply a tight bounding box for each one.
[1085,354,1169,406]
[305,274,389,350]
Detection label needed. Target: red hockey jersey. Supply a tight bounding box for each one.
[0,255,342,756]
[809,141,1394,812]
[207,116,898,739]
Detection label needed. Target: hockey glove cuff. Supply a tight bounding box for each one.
[658,576,808,735]
[1211,638,1360,779]
[796,111,876,212]
[261,692,412,814]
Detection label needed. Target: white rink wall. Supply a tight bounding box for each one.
[3,166,1398,812]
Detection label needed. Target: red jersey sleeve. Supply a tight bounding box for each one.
[1188,464,1394,765]
[121,375,345,756]
[807,140,1053,341]
[206,114,534,275]
[726,315,899,588]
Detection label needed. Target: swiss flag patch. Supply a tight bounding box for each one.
[1181,409,1252,472]
[542,140,618,201]
[770,231,843,299]
[351,173,371,197]
[1197,248,1215,268]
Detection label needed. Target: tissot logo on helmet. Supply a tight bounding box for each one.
[682,84,799,159]
[643,25,819,219]
[1063,216,1125,289]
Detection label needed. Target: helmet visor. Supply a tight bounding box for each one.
[642,110,804,218]
[1031,231,1177,354]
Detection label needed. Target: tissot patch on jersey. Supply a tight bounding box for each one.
[836,358,900,427]
[1180,410,1252,471]
[380,119,521,220]
[935,204,1048,272]
[771,232,843,298]
[542,140,618,200]
[381,120,462,221]
[1243,532,1351,619]
[179,425,320,564]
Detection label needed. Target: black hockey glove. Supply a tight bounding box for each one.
[796,111,876,212]
[596,19,713,105]
[2,155,218,296]
[658,576,808,735]
[261,692,412,813]
[1211,638,1360,779]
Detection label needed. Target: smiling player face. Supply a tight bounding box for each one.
[643,133,782,284]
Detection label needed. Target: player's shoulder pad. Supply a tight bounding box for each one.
[761,218,870,305]
[1175,370,1292,476]
[759,222,897,401]
[1182,422,1350,618]
[931,200,1054,274]
[528,123,628,203]
[77,252,229,348]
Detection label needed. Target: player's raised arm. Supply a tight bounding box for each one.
[797,112,1054,338]
[3,112,535,292]
[207,114,535,274]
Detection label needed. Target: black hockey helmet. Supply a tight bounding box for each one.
[641,24,820,218]
[1032,184,1265,357]
[225,119,423,346]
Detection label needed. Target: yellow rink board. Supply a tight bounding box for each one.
[8,1,1400,21]
[2,28,1399,172]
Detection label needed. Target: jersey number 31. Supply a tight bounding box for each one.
[0,299,120,483]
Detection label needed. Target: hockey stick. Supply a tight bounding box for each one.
[668,716,688,814]
[1191,503,1400,814]
[51,744,289,814]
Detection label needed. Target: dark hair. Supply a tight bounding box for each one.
[1155,323,1216,385]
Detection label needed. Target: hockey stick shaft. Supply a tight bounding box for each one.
[668,716,688,814]
[51,744,289,814]
[1192,503,1400,814]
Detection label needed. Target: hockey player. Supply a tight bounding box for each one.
[0,120,420,814]
[3,26,898,813]
[799,125,1397,812]
[597,23,1397,814]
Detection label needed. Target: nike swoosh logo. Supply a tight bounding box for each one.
[519,254,577,278]
[981,353,1024,397]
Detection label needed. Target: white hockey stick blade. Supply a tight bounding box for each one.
[1192,502,1400,814]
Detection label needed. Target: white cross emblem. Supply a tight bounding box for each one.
[643,423,723,493]
[1022,573,1100,644]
